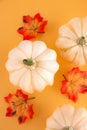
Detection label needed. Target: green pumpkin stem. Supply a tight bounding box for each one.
[78,36,87,46]
[23,58,34,66]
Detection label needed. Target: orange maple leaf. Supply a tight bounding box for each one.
[61,67,87,102]
[4,89,35,124]
[17,13,47,40]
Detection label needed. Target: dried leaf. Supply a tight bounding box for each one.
[17,13,47,40]
[61,67,87,102]
[4,89,35,124]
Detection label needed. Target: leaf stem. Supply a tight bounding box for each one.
[11,97,35,107]
[62,74,67,80]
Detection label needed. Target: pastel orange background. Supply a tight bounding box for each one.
[0,0,87,130]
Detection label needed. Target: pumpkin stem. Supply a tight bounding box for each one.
[63,126,74,130]
[23,58,34,66]
[77,36,87,46]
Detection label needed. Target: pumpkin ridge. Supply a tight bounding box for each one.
[59,37,76,41]
[72,115,87,128]
[30,71,34,92]
[35,49,48,59]
[60,105,76,128]
[37,65,54,74]
[72,50,78,63]
[75,46,86,65]
[68,18,82,37]
[31,70,37,91]
[5,57,25,72]
[35,67,49,84]
[60,45,77,52]
[82,46,87,63]
[17,69,30,87]
[66,23,79,38]
[37,62,57,74]
[58,25,77,40]
[60,46,79,62]
[59,108,66,125]
[32,50,47,59]
[52,115,64,127]
[9,68,28,86]
[32,41,47,59]
[19,69,33,93]
[9,66,25,73]
[73,116,87,128]
[36,49,57,61]
[8,48,27,61]
[18,46,30,58]
[31,69,46,91]
[72,108,87,127]
[35,67,54,85]
[70,108,77,126]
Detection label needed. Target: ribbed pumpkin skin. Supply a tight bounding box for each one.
[6,40,59,93]
[46,104,87,130]
[56,17,87,66]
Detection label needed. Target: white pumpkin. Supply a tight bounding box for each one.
[46,104,87,130]
[56,17,87,66]
[6,40,59,93]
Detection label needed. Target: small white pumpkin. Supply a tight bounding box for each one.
[46,104,87,130]
[6,40,59,93]
[56,17,87,66]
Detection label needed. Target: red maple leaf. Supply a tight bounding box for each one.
[61,67,87,102]
[17,13,47,40]
[4,89,35,124]
[4,93,13,103]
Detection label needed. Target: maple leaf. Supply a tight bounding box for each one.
[61,67,87,102]
[4,89,35,124]
[4,93,13,103]
[17,13,47,40]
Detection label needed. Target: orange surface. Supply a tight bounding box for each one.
[0,0,87,130]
